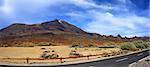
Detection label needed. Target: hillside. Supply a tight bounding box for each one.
[0,19,149,47]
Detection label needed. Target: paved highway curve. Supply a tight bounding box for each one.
[0,49,149,67]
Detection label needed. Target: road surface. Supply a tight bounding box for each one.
[0,49,149,67]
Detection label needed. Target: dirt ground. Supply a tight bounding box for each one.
[0,46,121,64]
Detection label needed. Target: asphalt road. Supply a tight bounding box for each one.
[0,49,149,67]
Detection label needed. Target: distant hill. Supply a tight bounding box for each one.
[0,19,149,47]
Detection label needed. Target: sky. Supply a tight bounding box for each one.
[0,0,150,37]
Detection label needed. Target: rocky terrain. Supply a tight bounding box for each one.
[0,19,149,47]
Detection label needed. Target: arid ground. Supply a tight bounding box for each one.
[0,46,121,64]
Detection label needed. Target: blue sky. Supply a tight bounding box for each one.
[0,0,150,37]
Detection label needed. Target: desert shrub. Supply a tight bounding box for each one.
[41,48,46,50]
[102,52,112,57]
[142,42,150,48]
[43,51,50,53]
[37,42,56,46]
[41,53,59,59]
[133,40,143,44]
[49,54,59,58]
[41,49,59,59]
[134,43,146,49]
[98,45,116,48]
[69,50,83,57]
[133,41,144,49]
[133,41,149,49]
[70,44,84,48]
[1,44,8,47]
[21,42,35,47]
[121,42,137,50]
[41,53,47,58]
[121,41,150,50]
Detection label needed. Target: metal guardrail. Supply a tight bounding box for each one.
[0,49,149,67]
[0,52,119,64]
[0,49,149,65]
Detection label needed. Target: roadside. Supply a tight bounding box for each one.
[129,56,150,67]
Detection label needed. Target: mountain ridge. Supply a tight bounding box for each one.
[0,19,149,47]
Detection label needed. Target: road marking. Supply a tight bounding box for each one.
[137,53,143,56]
[115,58,128,62]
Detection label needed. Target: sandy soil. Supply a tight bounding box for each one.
[0,46,121,64]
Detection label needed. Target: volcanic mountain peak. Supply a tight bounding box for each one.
[39,19,87,34]
[58,20,63,23]
[0,19,88,37]
[41,19,73,27]
[51,19,64,23]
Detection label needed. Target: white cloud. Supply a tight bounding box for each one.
[0,0,149,37]
[65,0,150,37]
[71,0,99,8]
[83,10,150,37]
[0,0,129,17]
[67,12,84,17]
[0,0,14,15]
[70,0,122,10]
[0,0,70,16]
[67,9,150,37]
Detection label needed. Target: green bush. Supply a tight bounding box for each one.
[134,43,146,49]
[121,42,137,50]
[142,42,150,48]
[133,40,143,44]
[133,41,149,49]
[121,41,150,50]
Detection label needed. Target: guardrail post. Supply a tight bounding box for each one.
[60,57,63,63]
[87,55,90,60]
[27,57,29,64]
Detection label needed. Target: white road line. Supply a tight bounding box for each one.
[115,58,128,62]
[137,53,143,56]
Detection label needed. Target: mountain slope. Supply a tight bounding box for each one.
[0,19,88,37]
[0,19,149,47]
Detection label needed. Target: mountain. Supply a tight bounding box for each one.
[0,19,87,37]
[0,19,149,47]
